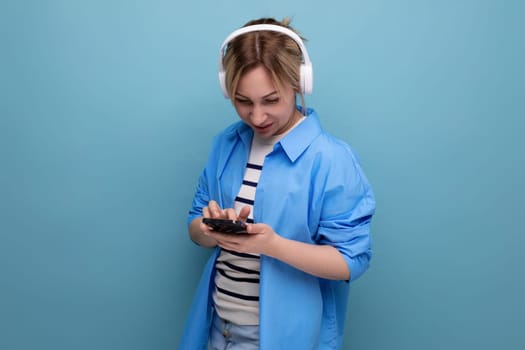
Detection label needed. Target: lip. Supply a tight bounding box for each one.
[254,124,273,133]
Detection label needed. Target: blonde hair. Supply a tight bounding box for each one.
[222,17,307,112]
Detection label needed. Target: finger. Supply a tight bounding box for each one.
[209,231,241,245]
[224,208,237,220]
[200,221,213,234]
[237,206,251,222]
[208,233,233,247]
[245,224,256,235]
[208,200,223,218]
[218,239,242,250]
[245,223,264,235]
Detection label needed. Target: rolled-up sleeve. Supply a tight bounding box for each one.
[316,150,375,282]
[187,168,210,227]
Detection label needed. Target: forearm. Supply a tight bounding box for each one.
[265,235,350,280]
[189,217,217,248]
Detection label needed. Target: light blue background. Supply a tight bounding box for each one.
[1,1,524,349]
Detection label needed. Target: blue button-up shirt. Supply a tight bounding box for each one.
[180,108,375,349]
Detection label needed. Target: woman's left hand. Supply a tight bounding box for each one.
[205,222,278,255]
[207,222,350,280]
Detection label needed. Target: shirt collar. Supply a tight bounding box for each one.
[280,107,322,162]
[229,107,322,162]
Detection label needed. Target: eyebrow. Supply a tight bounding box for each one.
[235,91,278,100]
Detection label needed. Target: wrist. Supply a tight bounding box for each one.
[262,232,285,258]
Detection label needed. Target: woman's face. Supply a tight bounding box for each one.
[232,66,301,138]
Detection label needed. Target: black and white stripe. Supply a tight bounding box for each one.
[212,135,276,326]
[212,118,306,326]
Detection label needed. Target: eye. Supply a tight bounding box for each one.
[263,98,279,105]
[235,98,252,105]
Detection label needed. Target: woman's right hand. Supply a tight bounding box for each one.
[203,200,250,219]
[190,201,250,248]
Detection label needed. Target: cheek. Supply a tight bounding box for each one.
[233,105,249,120]
[276,103,296,118]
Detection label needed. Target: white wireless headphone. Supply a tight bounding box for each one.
[218,24,314,99]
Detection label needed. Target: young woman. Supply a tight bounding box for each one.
[180,17,375,350]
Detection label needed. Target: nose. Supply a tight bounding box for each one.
[250,104,266,126]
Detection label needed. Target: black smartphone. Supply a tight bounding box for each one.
[202,218,248,234]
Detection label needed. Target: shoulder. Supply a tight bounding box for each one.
[306,132,369,191]
[211,121,250,145]
[295,108,362,167]
[313,129,359,162]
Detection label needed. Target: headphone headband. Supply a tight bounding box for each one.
[218,24,313,98]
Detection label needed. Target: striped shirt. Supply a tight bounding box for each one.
[213,117,305,326]
[212,134,276,326]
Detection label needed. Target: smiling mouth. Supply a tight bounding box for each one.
[254,124,272,131]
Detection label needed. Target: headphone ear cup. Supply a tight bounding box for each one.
[300,63,313,95]
[218,71,229,98]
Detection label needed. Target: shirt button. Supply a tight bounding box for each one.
[222,329,230,337]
